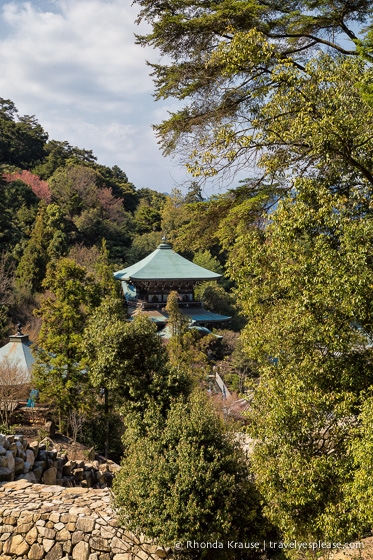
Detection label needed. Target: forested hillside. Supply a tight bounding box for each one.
[0,98,242,343]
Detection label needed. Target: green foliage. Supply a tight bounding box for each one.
[134,0,372,179]
[0,177,39,256]
[114,390,267,557]
[15,203,67,294]
[33,140,97,179]
[80,408,125,462]
[48,163,133,259]
[165,291,188,337]
[0,99,48,168]
[234,179,373,543]
[193,250,223,275]
[83,307,188,413]
[125,231,162,264]
[134,200,163,234]
[32,258,99,426]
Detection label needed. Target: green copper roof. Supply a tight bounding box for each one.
[114,242,222,282]
[0,334,34,383]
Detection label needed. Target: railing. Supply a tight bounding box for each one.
[128,300,204,310]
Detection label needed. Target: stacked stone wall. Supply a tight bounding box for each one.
[0,435,118,488]
[0,480,171,560]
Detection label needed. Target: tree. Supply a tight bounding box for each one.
[0,175,39,257]
[0,253,14,339]
[83,309,188,415]
[0,99,48,167]
[134,0,372,181]
[32,258,98,430]
[15,203,67,295]
[234,179,373,543]
[3,170,51,203]
[113,390,268,558]
[0,358,29,427]
[165,291,188,337]
[81,296,127,457]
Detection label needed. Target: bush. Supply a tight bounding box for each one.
[113,391,268,559]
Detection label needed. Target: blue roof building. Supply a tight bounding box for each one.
[114,240,231,328]
[0,331,34,384]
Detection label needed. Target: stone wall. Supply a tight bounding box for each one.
[0,480,172,560]
[0,435,118,488]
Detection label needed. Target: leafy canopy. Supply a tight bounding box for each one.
[135,0,373,180]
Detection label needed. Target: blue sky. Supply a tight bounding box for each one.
[0,0,208,194]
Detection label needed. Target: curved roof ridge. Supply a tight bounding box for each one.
[114,244,221,282]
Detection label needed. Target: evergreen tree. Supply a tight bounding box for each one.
[15,203,67,294]
[32,258,98,429]
[114,390,268,559]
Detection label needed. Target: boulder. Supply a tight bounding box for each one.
[42,466,57,486]
[0,467,14,482]
[14,457,24,475]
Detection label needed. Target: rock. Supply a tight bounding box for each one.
[56,528,71,541]
[43,539,55,552]
[25,526,38,545]
[44,420,55,438]
[42,467,57,485]
[74,468,84,484]
[76,517,95,533]
[0,446,6,456]
[71,531,84,544]
[14,457,24,474]
[63,540,72,553]
[3,517,16,526]
[84,470,94,487]
[0,456,7,468]
[112,537,129,554]
[25,448,35,467]
[62,460,77,476]
[72,541,90,560]
[0,467,13,482]
[5,451,14,472]
[8,443,17,456]
[28,543,45,560]
[32,464,43,483]
[3,534,29,556]
[45,542,63,560]
[155,547,169,558]
[18,471,37,483]
[29,441,39,455]
[90,537,110,552]
[15,521,34,534]
[37,526,56,539]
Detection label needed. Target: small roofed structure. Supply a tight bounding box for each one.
[0,324,34,384]
[114,239,231,328]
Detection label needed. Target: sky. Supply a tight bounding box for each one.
[0,0,216,194]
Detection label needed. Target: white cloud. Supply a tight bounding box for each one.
[0,0,232,194]
[0,0,152,105]
[0,0,189,190]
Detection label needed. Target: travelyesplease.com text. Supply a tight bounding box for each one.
[174,540,364,551]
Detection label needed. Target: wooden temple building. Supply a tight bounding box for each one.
[114,239,231,333]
